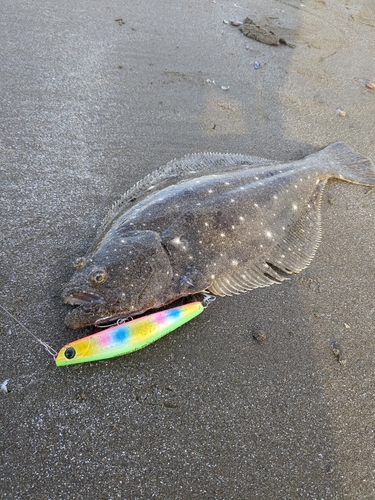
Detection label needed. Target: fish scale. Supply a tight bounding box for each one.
[62,143,375,329]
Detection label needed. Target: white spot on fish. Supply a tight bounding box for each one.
[208,189,213,194]
[292,203,298,211]
[239,216,244,221]
[220,233,225,237]
[266,231,272,238]
[231,260,239,266]
[171,236,182,246]
[254,203,259,208]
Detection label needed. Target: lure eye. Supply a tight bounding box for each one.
[89,269,108,285]
[73,257,87,269]
[64,347,76,359]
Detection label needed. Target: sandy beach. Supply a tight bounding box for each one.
[1,0,375,498]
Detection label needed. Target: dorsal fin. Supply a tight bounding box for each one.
[94,153,277,246]
[208,180,326,296]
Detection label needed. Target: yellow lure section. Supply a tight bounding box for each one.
[56,301,204,366]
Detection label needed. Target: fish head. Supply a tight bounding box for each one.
[62,230,174,329]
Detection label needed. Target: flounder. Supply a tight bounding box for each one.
[62,143,375,329]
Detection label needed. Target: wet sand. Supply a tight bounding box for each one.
[1,0,375,498]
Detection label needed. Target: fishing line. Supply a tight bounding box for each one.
[0,303,57,359]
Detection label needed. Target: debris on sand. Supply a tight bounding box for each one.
[253,330,267,343]
[335,108,346,117]
[239,17,296,48]
[366,82,375,90]
[230,20,243,27]
[331,340,346,365]
[1,379,9,393]
[114,18,125,26]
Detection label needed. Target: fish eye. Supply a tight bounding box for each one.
[73,257,87,269]
[64,347,76,359]
[89,269,108,285]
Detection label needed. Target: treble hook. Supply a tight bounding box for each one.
[201,293,216,308]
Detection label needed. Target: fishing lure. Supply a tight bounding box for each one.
[56,301,204,366]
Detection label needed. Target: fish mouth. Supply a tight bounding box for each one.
[62,288,133,329]
[63,293,142,329]
[63,291,109,329]
[63,291,104,306]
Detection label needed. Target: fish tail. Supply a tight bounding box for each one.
[317,142,375,186]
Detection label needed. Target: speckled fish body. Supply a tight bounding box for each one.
[56,301,204,366]
[62,143,375,329]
